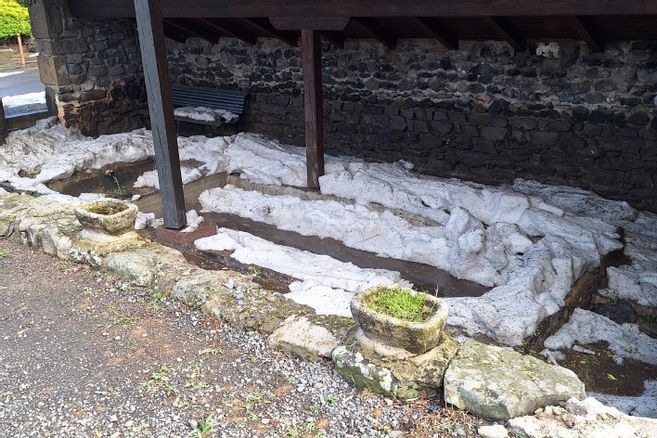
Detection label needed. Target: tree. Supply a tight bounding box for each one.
[0,0,31,41]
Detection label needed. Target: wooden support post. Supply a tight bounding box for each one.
[16,33,26,66]
[134,0,187,229]
[0,98,7,143]
[301,30,324,189]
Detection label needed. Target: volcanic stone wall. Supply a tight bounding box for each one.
[27,2,657,211]
[169,37,657,211]
[28,0,147,136]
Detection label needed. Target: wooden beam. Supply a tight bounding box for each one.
[483,17,525,52]
[271,16,349,31]
[197,18,257,45]
[239,18,297,46]
[134,0,187,229]
[569,16,603,52]
[70,0,657,19]
[414,17,458,50]
[352,18,396,49]
[163,18,217,42]
[301,29,324,189]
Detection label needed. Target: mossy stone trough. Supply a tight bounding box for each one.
[350,285,449,354]
[74,199,138,235]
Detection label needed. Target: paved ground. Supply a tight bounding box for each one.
[0,69,43,97]
[0,238,488,437]
[0,67,47,117]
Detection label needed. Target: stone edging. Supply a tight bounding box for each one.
[0,190,589,422]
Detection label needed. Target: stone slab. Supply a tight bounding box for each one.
[444,340,585,420]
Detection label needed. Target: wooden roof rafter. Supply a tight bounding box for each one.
[163,18,216,42]
[568,16,604,52]
[195,18,257,45]
[352,18,396,49]
[239,18,298,46]
[484,17,526,52]
[414,17,458,50]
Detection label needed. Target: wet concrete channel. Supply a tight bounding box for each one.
[47,160,489,298]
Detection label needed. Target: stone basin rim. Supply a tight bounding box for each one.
[353,285,448,328]
[74,198,139,235]
[78,199,133,214]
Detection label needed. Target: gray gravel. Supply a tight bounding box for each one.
[0,239,487,437]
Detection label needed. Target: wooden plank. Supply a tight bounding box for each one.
[301,29,324,189]
[414,17,458,50]
[352,18,396,49]
[271,16,349,31]
[134,0,187,229]
[569,16,603,52]
[484,17,525,51]
[70,0,657,19]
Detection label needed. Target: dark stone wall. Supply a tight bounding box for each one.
[168,37,657,211]
[29,1,147,136]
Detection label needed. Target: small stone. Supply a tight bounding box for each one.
[268,316,339,361]
[108,414,118,422]
[478,424,509,438]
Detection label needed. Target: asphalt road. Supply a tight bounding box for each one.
[0,69,47,116]
[0,69,43,98]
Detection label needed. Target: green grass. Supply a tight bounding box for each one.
[0,248,10,258]
[365,286,435,323]
[193,416,213,438]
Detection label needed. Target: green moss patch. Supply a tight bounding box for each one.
[364,287,436,323]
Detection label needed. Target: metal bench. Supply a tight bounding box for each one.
[171,85,248,127]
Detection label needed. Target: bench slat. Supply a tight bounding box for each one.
[170,85,248,120]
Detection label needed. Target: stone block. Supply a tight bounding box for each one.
[37,55,69,86]
[532,131,559,145]
[444,340,585,420]
[28,3,64,40]
[481,127,508,141]
[268,316,340,361]
[333,329,459,400]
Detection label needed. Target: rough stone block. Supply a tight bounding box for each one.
[444,340,585,421]
[333,329,459,400]
[508,397,657,438]
[268,316,340,361]
[28,3,64,40]
[37,55,69,86]
[481,127,508,141]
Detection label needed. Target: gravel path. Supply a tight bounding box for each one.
[0,239,488,437]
